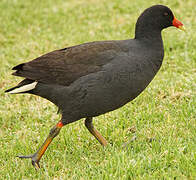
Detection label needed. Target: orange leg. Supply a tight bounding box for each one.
[85,117,107,146]
[17,121,64,169]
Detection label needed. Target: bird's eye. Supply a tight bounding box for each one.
[164,12,169,16]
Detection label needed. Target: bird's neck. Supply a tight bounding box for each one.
[135,24,162,40]
[135,26,164,51]
[134,24,164,69]
[135,21,163,47]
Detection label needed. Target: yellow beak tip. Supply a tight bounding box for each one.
[178,26,186,32]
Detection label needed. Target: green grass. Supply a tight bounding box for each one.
[0,0,196,179]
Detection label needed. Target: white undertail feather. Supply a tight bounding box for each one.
[8,82,38,94]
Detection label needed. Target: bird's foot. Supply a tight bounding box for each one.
[17,153,40,170]
[16,122,64,169]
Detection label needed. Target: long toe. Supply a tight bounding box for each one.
[32,160,40,170]
[17,154,34,159]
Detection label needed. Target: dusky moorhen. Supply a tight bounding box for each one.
[6,5,184,169]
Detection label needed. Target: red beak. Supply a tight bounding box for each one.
[172,17,185,31]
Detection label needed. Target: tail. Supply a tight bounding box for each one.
[5,79,37,94]
[5,78,66,107]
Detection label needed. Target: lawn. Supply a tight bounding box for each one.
[0,0,195,179]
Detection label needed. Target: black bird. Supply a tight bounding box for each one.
[6,5,184,169]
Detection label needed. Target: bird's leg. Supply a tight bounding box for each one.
[17,121,64,169]
[85,117,107,146]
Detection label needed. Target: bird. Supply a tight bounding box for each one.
[5,5,184,169]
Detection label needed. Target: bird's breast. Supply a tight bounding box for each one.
[67,54,163,118]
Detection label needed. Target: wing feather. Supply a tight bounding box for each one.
[12,41,121,86]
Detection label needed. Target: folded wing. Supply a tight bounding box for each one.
[12,41,122,86]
